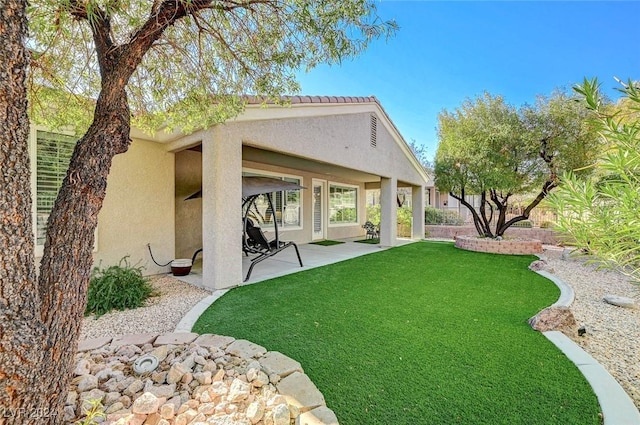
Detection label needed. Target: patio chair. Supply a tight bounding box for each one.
[243,225,303,282]
[362,221,379,239]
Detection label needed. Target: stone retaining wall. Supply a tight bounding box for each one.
[426,225,561,245]
[454,235,543,255]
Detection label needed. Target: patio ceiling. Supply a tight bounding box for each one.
[242,145,380,183]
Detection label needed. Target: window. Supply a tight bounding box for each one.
[242,170,302,229]
[329,184,358,224]
[34,130,78,246]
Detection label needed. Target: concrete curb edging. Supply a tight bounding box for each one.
[174,289,229,333]
[532,260,640,425]
[543,331,640,425]
[533,269,575,308]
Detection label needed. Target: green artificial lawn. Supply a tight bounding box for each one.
[353,237,380,244]
[193,242,601,425]
[309,240,346,246]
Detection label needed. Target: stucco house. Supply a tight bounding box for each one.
[30,96,429,290]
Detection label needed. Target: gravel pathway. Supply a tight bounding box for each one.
[80,255,640,410]
[543,252,640,409]
[80,275,211,340]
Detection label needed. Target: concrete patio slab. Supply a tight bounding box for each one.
[174,238,417,289]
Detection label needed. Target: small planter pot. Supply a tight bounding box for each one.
[171,259,192,276]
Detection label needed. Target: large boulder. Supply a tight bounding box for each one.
[528,306,577,334]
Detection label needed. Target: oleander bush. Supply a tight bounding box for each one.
[425,206,464,225]
[85,256,154,317]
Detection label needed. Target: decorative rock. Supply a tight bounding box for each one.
[76,374,98,392]
[246,401,265,424]
[131,392,160,415]
[252,371,269,388]
[67,335,331,425]
[66,391,78,406]
[260,351,303,378]
[194,371,212,385]
[160,402,176,420]
[212,368,226,382]
[528,260,547,271]
[228,379,251,402]
[63,405,75,422]
[277,372,325,413]
[528,306,577,333]
[226,339,267,359]
[603,294,636,309]
[110,333,158,348]
[193,334,235,349]
[104,391,121,406]
[167,363,189,384]
[77,337,112,352]
[151,345,169,362]
[154,332,198,346]
[124,379,145,397]
[105,401,125,414]
[80,388,105,404]
[272,403,291,425]
[296,406,339,425]
[74,358,92,376]
[147,384,176,399]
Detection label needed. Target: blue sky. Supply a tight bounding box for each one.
[296,1,640,160]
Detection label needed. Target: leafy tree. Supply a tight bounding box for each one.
[0,1,396,422]
[434,90,601,238]
[548,78,640,281]
[408,139,433,171]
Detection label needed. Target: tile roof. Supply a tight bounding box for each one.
[244,95,379,105]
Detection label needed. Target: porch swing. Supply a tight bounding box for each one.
[242,176,304,282]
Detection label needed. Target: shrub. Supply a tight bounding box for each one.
[540,221,555,229]
[424,206,464,225]
[85,256,154,317]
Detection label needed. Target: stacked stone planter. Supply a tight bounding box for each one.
[454,235,543,255]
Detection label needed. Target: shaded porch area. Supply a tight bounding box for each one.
[176,238,417,287]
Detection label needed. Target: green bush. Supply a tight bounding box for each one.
[85,257,154,317]
[424,206,464,225]
[366,204,381,224]
[511,220,533,228]
[540,221,555,229]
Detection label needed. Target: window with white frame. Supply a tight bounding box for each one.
[242,170,302,229]
[34,130,78,246]
[329,184,358,224]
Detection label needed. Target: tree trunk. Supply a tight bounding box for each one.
[450,190,493,237]
[497,180,557,236]
[34,85,132,421]
[0,1,52,423]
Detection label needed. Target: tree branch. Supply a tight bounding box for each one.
[65,0,116,77]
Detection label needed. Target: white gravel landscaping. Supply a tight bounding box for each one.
[543,253,640,409]
[80,275,211,340]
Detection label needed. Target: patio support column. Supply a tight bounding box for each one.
[380,176,397,247]
[412,185,425,240]
[202,128,243,290]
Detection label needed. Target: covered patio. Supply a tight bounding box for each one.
[175,238,416,287]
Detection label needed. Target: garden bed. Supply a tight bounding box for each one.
[455,234,543,255]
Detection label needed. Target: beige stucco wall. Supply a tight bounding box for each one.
[233,112,425,186]
[175,150,203,259]
[94,138,175,275]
